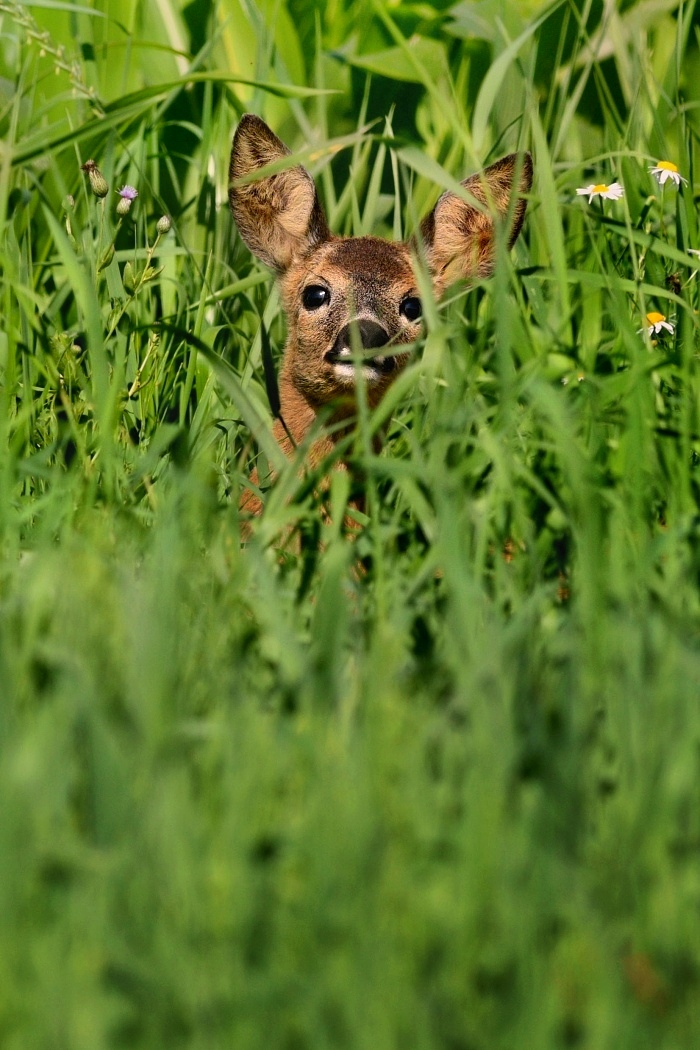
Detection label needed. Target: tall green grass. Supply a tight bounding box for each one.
[1,0,700,1046]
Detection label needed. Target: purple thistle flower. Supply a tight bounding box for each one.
[117,185,138,201]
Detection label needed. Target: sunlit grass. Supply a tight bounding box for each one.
[1,0,700,1046]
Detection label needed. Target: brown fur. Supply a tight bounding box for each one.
[229,114,533,516]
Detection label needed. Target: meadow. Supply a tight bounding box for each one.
[1,0,700,1046]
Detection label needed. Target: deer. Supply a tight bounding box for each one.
[229,114,532,517]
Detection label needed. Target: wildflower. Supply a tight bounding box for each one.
[649,161,687,188]
[688,249,700,259]
[156,215,172,235]
[638,312,674,337]
[81,159,109,199]
[116,185,138,216]
[576,182,624,204]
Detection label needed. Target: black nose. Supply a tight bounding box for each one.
[331,319,390,356]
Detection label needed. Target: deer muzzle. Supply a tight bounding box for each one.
[325,319,394,374]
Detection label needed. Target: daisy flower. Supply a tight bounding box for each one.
[576,182,624,204]
[638,312,674,337]
[649,161,687,188]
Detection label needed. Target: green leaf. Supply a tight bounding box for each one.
[19,1,106,12]
[12,75,336,166]
[472,5,557,152]
[396,147,474,199]
[341,37,447,84]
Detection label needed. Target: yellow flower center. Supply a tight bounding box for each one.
[592,184,608,193]
[646,312,666,325]
[655,160,678,173]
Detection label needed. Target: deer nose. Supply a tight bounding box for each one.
[331,319,390,356]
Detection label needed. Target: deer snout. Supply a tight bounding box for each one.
[326,319,394,374]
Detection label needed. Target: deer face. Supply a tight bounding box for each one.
[229,114,532,416]
[278,235,421,407]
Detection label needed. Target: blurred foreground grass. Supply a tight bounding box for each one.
[1,0,700,1046]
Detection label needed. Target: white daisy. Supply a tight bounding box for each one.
[650,161,687,187]
[576,181,624,203]
[638,311,674,336]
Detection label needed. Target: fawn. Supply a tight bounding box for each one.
[229,114,532,515]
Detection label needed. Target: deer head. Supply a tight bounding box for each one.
[229,114,532,502]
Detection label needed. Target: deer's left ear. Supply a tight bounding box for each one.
[229,114,330,273]
[418,152,532,287]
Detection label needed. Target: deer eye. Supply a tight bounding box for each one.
[302,285,329,310]
[400,296,422,322]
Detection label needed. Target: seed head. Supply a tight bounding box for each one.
[81,159,109,199]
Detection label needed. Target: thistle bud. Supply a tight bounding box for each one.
[81,159,109,199]
[156,215,171,235]
[63,194,75,212]
[116,185,138,216]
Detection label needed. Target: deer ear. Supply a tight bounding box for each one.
[419,152,532,286]
[229,114,330,273]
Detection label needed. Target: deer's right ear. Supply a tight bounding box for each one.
[229,114,329,273]
[418,152,532,287]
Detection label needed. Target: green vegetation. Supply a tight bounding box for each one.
[1,0,700,1046]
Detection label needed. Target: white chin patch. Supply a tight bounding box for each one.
[332,362,383,385]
